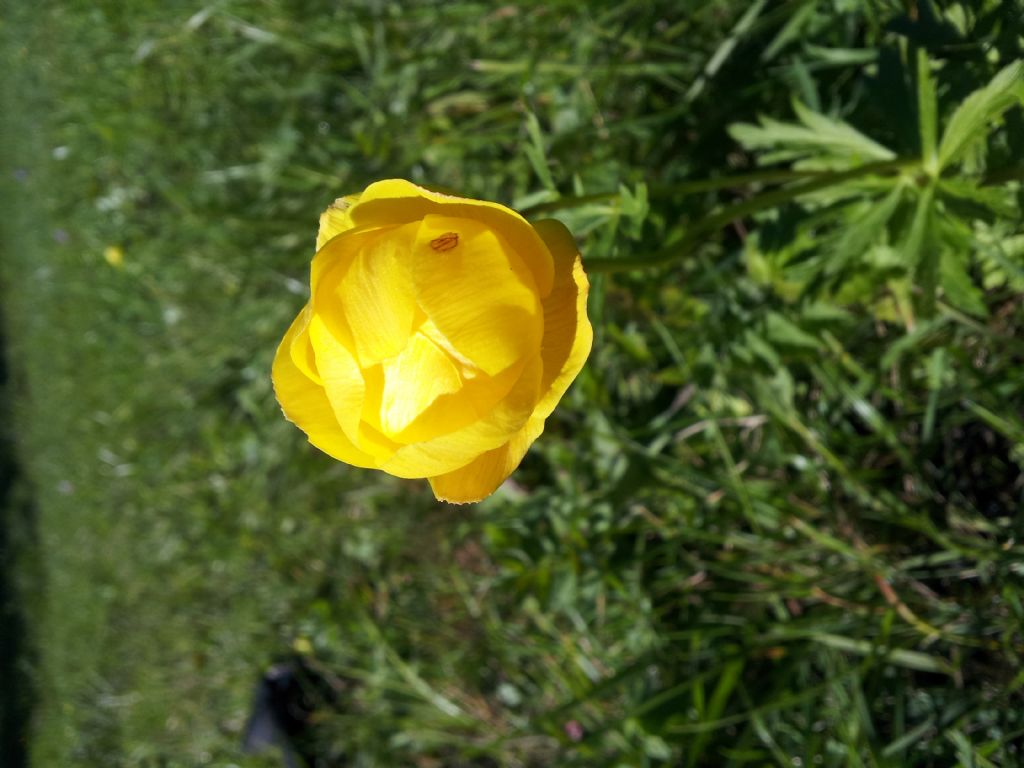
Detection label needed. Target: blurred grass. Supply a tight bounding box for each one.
[1,0,1023,766]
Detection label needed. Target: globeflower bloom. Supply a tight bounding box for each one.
[273,179,592,503]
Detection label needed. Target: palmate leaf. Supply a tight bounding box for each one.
[729,101,896,167]
[937,59,1024,170]
[726,54,1022,320]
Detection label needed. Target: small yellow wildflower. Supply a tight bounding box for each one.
[103,245,124,268]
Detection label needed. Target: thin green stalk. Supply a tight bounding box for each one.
[521,167,823,216]
[526,158,1020,219]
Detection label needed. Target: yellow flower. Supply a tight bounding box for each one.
[272,179,592,503]
[103,245,124,268]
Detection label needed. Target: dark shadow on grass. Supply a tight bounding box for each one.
[1,322,34,768]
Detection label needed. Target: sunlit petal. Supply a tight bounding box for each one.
[379,331,463,437]
[307,312,365,447]
[272,306,377,468]
[379,353,542,478]
[330,222,420,367]
[348,179,555,296]
[389,352,525,445]
[531,219,593,419]
[316,194,361,250]
[412,215,542,376]
[288,304,322,386]
[428,417,545,504]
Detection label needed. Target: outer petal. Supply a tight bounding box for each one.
[428,417,545,504]
[347,179,555,297]
[327,222,420,367]
[309,222,393,312]
[316,194,361,250]
[307,312,365,448]
[412,215,542,376]
[272,305,378,469]
[378,353,542,479]
[531,219,593,419]
[288,305,322,385]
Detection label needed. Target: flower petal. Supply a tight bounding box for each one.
[316,194,361,250]
[310,222,389,303]
[272,305,377,468]
[348,179,555,297]
[427,417,545,504]
[379,331,463,437]
[307,312,365,447]
[288,305,322,385]
[412,214,542,376]
[386,348,525,445]
[327,222,420,367]
[356,420,403,460]
[378,353,542,478]
[350,363,403,459]
[531,219,593,419]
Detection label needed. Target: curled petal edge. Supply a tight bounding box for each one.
[272,305,378,469]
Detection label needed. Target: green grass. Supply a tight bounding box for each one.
[2,0,1023,766]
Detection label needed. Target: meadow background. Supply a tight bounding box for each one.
[2,0,1023,766]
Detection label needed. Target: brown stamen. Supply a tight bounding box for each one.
[429,232,459,252]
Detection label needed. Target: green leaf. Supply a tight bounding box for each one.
[937,60,1024,170]
[901,185,936,270]
[764,312,820,350]
[743,330,782,369]
[761,0,815,62]
[792,100,897,162]
[729,103,896,166]
[808,633,954,674]
[686,659,744,767]
[938,178,1019,219]
[917,49,938,174]
[789,57,820,111]
[899,185,941,317]
[828,184,904,275]
[804,44,878,66]
[965,401,1024,444]
[976,228,1024,290]
[923,347,946,442]
[686,0,767,102]
[523,111,557,192]
[940,248,987,317]
[618,181,649,240]
[880,316,949,368]
[800,302,853,323]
